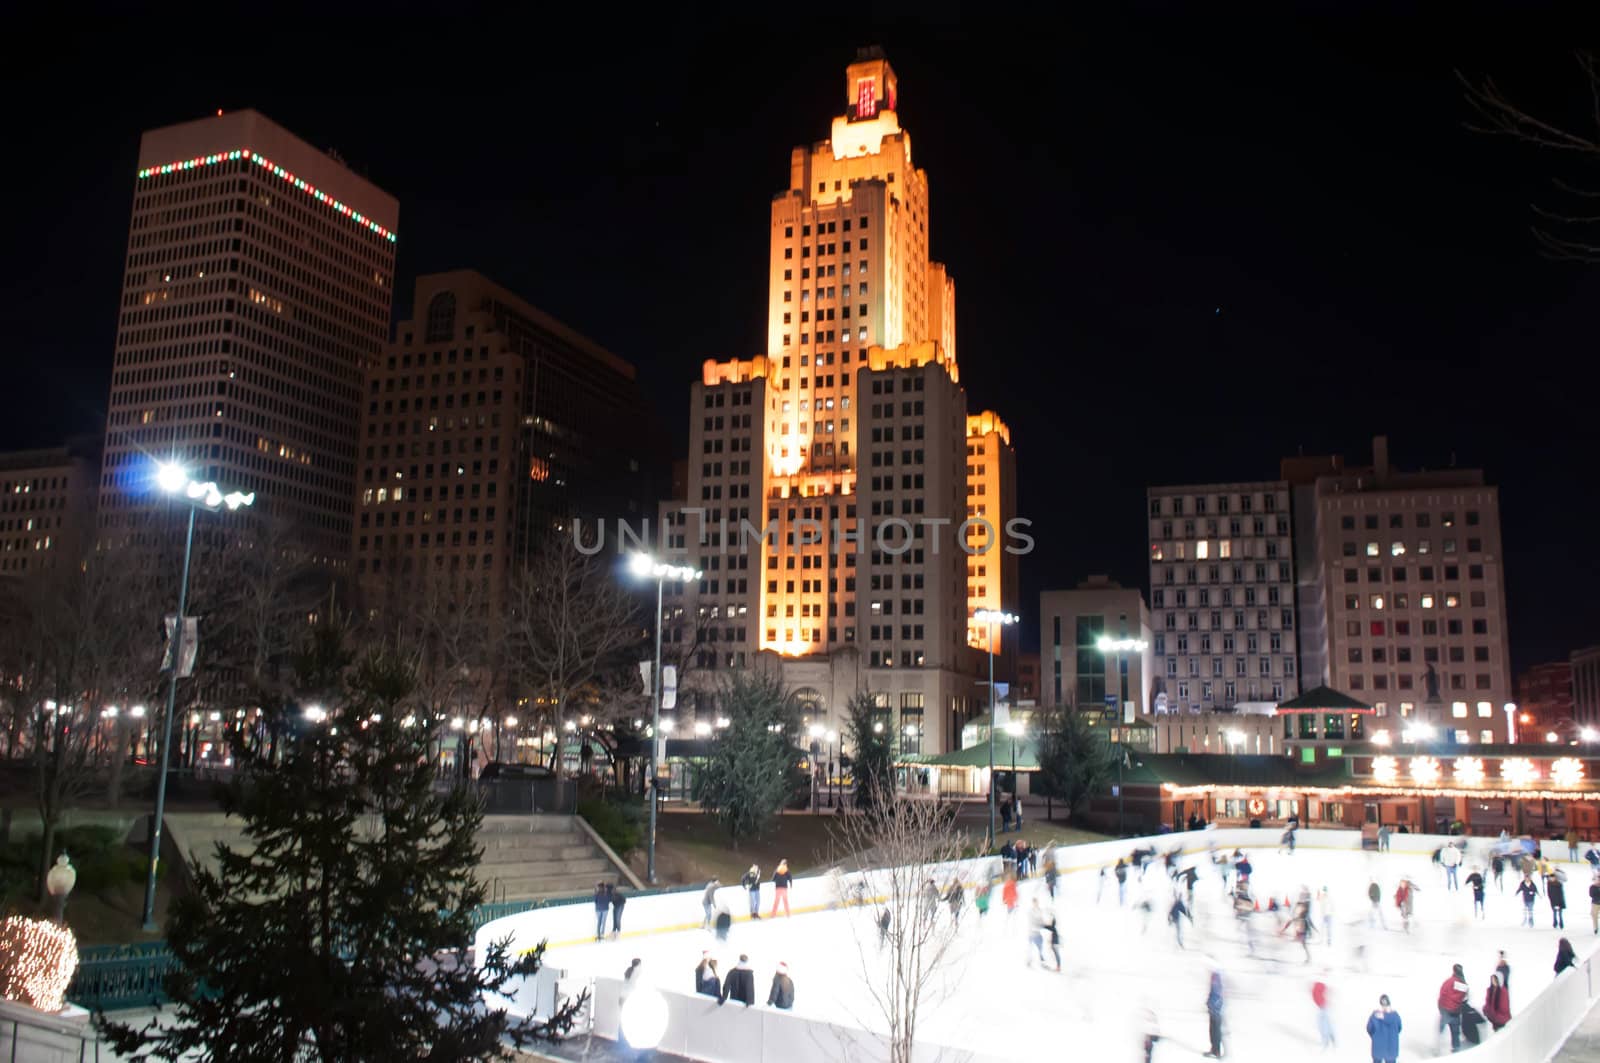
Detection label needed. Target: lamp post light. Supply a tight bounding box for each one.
[1504,702,1519,745]
[46,854,76,925]
[974,608,1019,849]
[142,462,254,933]
[1582,727,1599,745]
[628,553,701,885]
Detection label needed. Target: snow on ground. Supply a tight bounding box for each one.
[553,840,1599,1063]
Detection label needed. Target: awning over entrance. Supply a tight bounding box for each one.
[1275,685,1374,714]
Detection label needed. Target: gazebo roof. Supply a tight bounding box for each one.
[1275,685,1374,714]
[900,738,1039,772]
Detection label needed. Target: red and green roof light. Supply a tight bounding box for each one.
[137,149,397,243]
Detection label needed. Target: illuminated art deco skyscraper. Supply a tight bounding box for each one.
[659,50,1018,754]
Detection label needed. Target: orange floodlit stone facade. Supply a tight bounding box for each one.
[658,50,1020,753]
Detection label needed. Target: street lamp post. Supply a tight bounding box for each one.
[142,463,254,932]
[1096,635,1148,836]
[974,609,1018,848]
[825,729,838,808]
[1004,720,1023,809]
[628,553,701,886]
[1504,702,1518,745]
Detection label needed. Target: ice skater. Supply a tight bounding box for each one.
[975,878,993,920]
[1395,876,1417,934]
[1316,886,1334,947]
[593,881,612,942]
[1437,963,1468,1053]
[1368,879,1386,929]
[1044,855,1059,899]
[877,907,892,949]
[945,879,965,924]
[1367,994,1401,1063]
[1482,972,1510,1031]
[1591,872,1600,933]
[1115,858,1129,906]
[701,877,721,931]
[1027,898,1050,968]
[1311,971,1334,1049]
[1491,852,1505,893]
[1556,936,1578,974]
[1516,872,1540,928]
[1549,867,1569,928]
[770,860,793,917]
[766,961,795,1009]
[695,953,720,997]
[1002,873,1020,918]
[1466,868,1486,919]
[1141,1005,1161,1063]
[741,863,762,919]
[1442,841,1462,891]
[1203,969,1226,1058]
[611,885,627,938]
[1169,890,1193,950]
[1234,882,1258,955]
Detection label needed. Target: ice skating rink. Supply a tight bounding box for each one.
[550,841,1597,1063]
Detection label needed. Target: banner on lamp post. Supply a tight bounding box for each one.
[161,616,199,678]
[661,665,677,710]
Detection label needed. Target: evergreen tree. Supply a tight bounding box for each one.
[1033,705,1116,826]
[843,692,895,816]
[102,646,582,1061]
[696,671,799,842]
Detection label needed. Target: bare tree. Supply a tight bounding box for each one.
[0,555,154,898]
[829,797,969,1063]
[505,538,641,779]
[1461,52,1600,260]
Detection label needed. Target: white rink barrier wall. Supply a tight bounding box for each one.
[476,827,1593,1062]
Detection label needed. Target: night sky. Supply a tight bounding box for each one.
[3,10,1596,671]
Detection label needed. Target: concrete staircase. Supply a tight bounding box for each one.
[162,811,629,903]
[476,814,624,903]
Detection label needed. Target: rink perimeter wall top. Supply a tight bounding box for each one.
[478,826,1599,1063]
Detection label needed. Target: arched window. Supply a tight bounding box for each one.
[425,292,456,342]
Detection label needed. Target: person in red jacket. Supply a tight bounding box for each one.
[1482,972,1511,1031]
[1438,963,1469,1052]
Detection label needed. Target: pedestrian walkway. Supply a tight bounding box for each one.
[1555,993,1600,1063]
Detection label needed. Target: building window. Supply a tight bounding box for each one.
[425,292,456,342]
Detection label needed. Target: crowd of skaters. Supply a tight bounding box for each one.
[601,820,1598,1060]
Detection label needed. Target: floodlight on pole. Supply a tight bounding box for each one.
[627,552,702,885]
[974,608,1018,848]
[1582,727,1599,744]
[141,459,255,933]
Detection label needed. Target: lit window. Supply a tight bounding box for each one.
[1151,545,1164,561]
[1391,542,1406,556]
[1219,541,1231,558]
[1418,539,1431,555]
[1451,701,1467,718]
[1420,594,1435,609]
[1445,593,1460,608]
[1196,540,1210,560]
[1476,701,1492,718]
[1366,542,1379,557]
[1370,594,1385,610]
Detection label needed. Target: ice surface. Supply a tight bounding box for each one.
[556,841,1595,1062]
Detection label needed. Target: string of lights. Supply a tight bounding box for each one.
[136,149,397,242]
[0,916,78,1012]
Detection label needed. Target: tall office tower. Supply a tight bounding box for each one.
[354,271,661,619]
[1307,437,1512,742]
[965,411,1017,656]
[1146,481,1302,713]
[0,438,100,575]
[655,50,1017,753]
[99,110,397,564]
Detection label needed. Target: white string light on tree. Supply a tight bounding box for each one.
[0,915,79,1012]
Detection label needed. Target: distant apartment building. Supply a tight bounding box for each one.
[651,50,1018,755]
[99,109,397,564]
[0,439,99,574]
[1146,482,1300,713]
[1305,437,1512,742]
[354,270,660,618]
[1573,647,1600,730]
[1516,661,1573,737]
[1039,576,1153,713]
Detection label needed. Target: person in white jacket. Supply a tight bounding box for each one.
[1442,843,1463,891]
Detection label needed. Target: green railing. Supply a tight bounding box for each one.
[70,888,681,1011]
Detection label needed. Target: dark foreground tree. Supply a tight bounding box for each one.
[101,649,584,1061]
[843,691,895,816]
[696,670,799,842]
[1033,706,1116,826]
